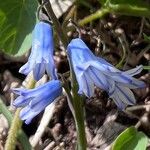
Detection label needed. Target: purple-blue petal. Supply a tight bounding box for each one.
[125,65,143,76]
[13,80,62,124]
[78,73,94,97]
[67,38,95,65]
[19,63,31,75]
[109,85,136,110]
[30,81,62,111]
[110,92,128,110]
[20,106,39,124]
[11,88,28,96]
[67,38,146,110]
[19,21,57,81]
[87,67,109,91]
[46,61,58,80]
[33,63,45,81]
[13,96,32,107]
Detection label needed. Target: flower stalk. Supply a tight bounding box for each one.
[79,8,109,26]
[78,3,150,26]
[5,109,22,150]
[72,82,87,150]
[5,75,36,150]
[44,1,87,149]
[44,0,68,48]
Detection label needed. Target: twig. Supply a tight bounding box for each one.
[126,104,150,112]
[69,19,82,38]
[137,44,150,61]
[126,104,150,129]
[138,17,145,39]
[114,29,129,69]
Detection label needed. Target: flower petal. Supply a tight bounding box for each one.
[87,67,109,91]
[110,85,136,110]
[11,88,28,95]
[96,57,114,67]
[20,106,39,124]
[89,61,134,83]
[33,63,45,81]
[13,96,32,107]
[67,38,95,65]
[117,78,146,89]
[19,22,57,81]
[110,92,128,110]
[30,83,62,111]
[17,80,62,124]
[78,73,94,97]
[19,63,31,75]
[125,65,143,76]
[46,62,58,80]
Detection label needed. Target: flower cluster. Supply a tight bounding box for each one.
[13,21,62,124]
[13,21,145,124]
[67,38,146,110]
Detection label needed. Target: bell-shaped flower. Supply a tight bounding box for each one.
[67,38,146,110]
[12,80,62,124]
[19,21,57,81]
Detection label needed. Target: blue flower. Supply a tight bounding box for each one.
[19,21,57,81]
[67,38,146,110]
[12,80,62,124]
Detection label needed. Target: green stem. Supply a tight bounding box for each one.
[18,130,32,150]
[79,8,109,26]
[5,109,22,150]
[61,62,87,150]
[79,3,150,26]
[44,0,68,48]
[143,66,150,70]
[5,75,36,150]
[68,55,87,149]
[74,100,86,150]
[108,3,150,18]
[72,82,87,150]
[44,1,87,149]
[116,36,127,69]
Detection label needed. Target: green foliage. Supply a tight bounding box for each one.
[112,126,148,150]
[143,33,150,43]
[101,0,149,6]
[0,0,38,56]
[143,66,150,70]
[100,0,150,17]
[114,0,146,5]
[77,0,93,9]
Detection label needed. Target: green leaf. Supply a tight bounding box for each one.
[0,0,38,56]
[112,126,148,150]
[143,33,150,43]
[98,0,107,5]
